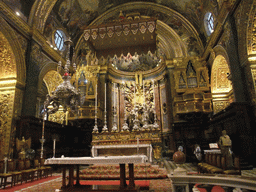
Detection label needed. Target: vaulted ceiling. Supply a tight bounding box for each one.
[2,0,220,60]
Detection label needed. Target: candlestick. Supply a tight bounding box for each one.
[105,83,106,109]
[40,113,46,159]
[134,82,136,105]
[152,80,159,130]
[143,80,145,103]
[93,82,98,133]
[102,82,108,132]
[137,137,139,155]
[122,82,129,132]
[112,83,117,132]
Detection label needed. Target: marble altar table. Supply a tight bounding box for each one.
[45,155,148,190]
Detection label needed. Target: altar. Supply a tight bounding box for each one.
[45,155,148,191]
[91,130,162,162]
[91,143,153,162]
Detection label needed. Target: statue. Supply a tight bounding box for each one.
[16,136,31,160]
[218,130,233,168]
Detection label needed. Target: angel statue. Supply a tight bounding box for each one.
[16,136,31,160]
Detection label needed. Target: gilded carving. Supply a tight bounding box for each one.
[251,68,256,95]
[211,55,232,93]
[34,0,57,33]
[247,1,256,56]
[43,71,63,95]
[48,110,66,124]
[0,32,16,78]
[213,101,230,114]
[0,92,15,159]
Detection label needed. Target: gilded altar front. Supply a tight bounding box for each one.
[92,129,161,161]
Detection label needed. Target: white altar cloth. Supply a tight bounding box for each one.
[45,155,148,165]
[45,155,148,190]
[91,144,153,162]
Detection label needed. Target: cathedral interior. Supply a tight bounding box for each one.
[0,0,256,187]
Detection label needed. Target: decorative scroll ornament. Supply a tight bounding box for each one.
[148,21,155,33]
[99,27,106,39]
[84,29,90,41]
[91,28,98,40]
[131,23,139,35]
[139,22,147,34]
[123,24,130,36]
[107,26,114,38]
[115,25,122,36]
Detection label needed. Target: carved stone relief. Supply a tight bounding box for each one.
[213,101,230,114]
[211,55,232,93]
[0,91,15,159]
[0,32,16,78]
[43,70,63,95]
[247,1,256,55]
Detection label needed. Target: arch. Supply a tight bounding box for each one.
[43,70,63,95]
[38,62,62,94]
[28,0,57,33]
[0,18,26,159]
[0,17,26,85]
[211,54,232,93]
[211,45,233,114]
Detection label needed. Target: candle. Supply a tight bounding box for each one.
[114,83,115,111]
[137,137,139,154]
[53,139,56,158]
[134,83,136,105]
[143,80,145,103]
[105,83,106,111]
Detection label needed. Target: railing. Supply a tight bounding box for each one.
[169,174,256,192]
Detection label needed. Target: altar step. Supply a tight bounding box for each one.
[61,185,140,192]
[77,163,168,180]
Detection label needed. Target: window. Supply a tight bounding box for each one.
[204,12,214,36]
[54,30,65,50]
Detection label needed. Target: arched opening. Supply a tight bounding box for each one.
[211,54,233,114]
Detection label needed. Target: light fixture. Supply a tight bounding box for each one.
[40,37,84,159]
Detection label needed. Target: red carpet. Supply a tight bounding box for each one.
[78,180,150,187]
[1,176,61,192]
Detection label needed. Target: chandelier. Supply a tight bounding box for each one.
[40,37,83,159]
[44,37,83,116]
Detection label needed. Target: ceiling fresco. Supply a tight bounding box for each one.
[46,0,217,43]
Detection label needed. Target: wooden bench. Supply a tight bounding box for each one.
[198,153,241,175]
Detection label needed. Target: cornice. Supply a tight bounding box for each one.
[31,27,63,63]
[0,1,31,38]
[0,2,63,64]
